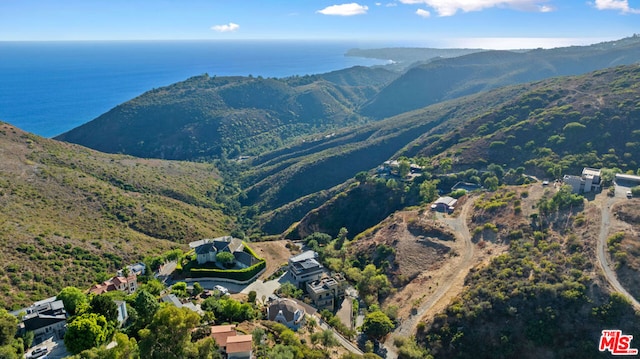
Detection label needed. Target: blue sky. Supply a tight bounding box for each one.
[1,0,639,48]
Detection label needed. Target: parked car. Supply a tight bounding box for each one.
[627,191,633,198]
[29,347,48,358]
[214,285,229,295]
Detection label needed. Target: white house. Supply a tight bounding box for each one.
[563,167,602,194]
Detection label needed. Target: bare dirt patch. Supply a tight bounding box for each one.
[250,240,298,280]
[609,199,640,299]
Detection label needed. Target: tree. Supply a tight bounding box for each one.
[138,305,200,359]
[362,310,394,340]
[104,333,140,359]
[138,279,165,297]
[0,309,17,347]
[277,282,303,299]
[334,227,348,250]
[58,286,88,316]
[64,313,109,354]
[439,158,452,174]
[215,251,235,268]
[310,329,338,349]
[420,180,439,203]
[398,160,411,178]
[90,295,119,323]
[247,290,257,304]
[483,176,500,191]
[133,290,159,326]
[171,282,189,298]
[355,171,369,184]
[192,282,204,297]
[304,232,332,246]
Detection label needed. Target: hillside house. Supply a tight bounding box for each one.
[193,236,244,265]
[267,298,306,330]
[160,294,202,314]
[209,325,252,359]
[12,297,67,344]
[114,300,128,326]
[431,196,458,212]
[306,273,347,311]
[89,273,138,295]
[563,167,602,194]
[117,262,146,277]
[288,251,325,288]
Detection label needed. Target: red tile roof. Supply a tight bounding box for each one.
[226,335,252,353]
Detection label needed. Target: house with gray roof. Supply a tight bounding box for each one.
[288,250,325,288]
[267,298,306,330]
[194,236,244,265]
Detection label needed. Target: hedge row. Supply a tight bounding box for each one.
[189,260,266,281]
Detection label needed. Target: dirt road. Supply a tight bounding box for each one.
[597,196,640,310]
[382,198,476,358]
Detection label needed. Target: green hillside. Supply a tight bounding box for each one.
[405,64,640,177]
[361,35,640,119]
[253,64,640,236]
[56,66,397,161]
[0,123,233,309]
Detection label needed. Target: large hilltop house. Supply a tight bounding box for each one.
[190,236,247,266]
[11,297,67,345]
[89,273,138,295]
[306,273,347,311]
[287,250,348,311]
[563,167,602,194]
[288,250,325,288]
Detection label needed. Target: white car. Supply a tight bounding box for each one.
[627,191,633,198]
[214,285,229,295]
[29,347,48,358]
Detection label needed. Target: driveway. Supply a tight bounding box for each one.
[184,271,287,303]
[24,337,69,359]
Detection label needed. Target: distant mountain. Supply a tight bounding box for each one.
[0,123,232,308]
[56,66,398,160]
[361,36,640,119]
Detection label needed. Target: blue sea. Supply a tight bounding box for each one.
[0,41,389,138]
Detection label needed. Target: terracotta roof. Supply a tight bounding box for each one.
[210,325,236,347]
[226,335,252,353]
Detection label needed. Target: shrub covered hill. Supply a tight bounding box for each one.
[254,64,640,236]
[361,35,640,119]
[56,66,399,160]
[0,123,233,309]
[57,36,640,164]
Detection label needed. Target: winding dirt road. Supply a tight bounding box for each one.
[596,196,640,310]
[382,198,476,358]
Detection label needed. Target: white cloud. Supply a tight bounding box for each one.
[317,3,369,16]
[399,0,553,16]
[386,2,398,6]
[416,8,432,17]
[376,2,382,5]
[593,0,640,13]
[211,22,240,32]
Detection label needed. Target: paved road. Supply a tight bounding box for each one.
[382,197,476,358]
[316,315,364,356]
[596,196,640,310]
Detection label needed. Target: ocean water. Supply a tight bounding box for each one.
[0,41,388,138]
